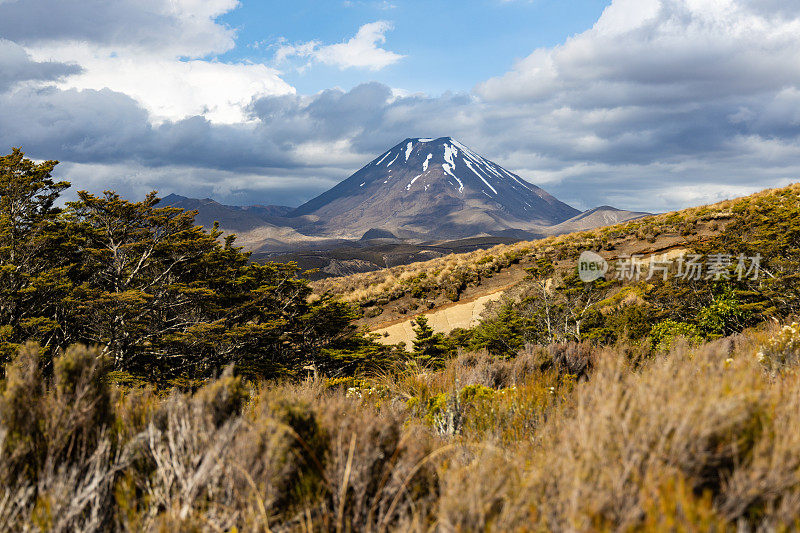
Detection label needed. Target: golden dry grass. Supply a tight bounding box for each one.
[4,322,800,530]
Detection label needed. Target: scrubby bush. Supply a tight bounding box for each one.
[0,343,117,530]
[1,332,800,529]
[757,322,800,371]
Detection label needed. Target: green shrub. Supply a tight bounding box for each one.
[411,316,450,367]
[459,384,495,403]
[650,319,703,351]
[470,305,525,358]
[698,287,749,338]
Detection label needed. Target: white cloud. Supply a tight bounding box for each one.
[4,0,295,123]
[5,0,800,213]
[476,0,800,103]
[275,21,404,71]
[27,43,294,123]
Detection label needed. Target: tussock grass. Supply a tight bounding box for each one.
[3,325,800,530]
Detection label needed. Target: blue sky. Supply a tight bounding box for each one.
[2,0,800,212]
[217,0,611,95]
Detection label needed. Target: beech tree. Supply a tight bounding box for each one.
[0,148,72,358]
[65,190,229,376]
[0,150,385,382]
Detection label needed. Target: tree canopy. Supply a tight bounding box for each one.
[0,149,387,384]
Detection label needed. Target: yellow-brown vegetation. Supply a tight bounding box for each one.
[6,321,800,530]
[313,185,796,309]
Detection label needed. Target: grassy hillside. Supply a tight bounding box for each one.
[312,188,744,306]
[315,185,800,335]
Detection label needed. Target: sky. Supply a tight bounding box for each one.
[1,0,800,212]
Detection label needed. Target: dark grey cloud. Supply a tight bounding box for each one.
[0,86,297,172]
[0,0,236,56]
[0,39,80,91]
[0,85,153,162]
[247,83,470,154]
[54,161,339,208]
[3,74,799,211]
[246,86,393,151]
[0,0,171,45]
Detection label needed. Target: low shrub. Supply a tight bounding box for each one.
[1,331,800,530]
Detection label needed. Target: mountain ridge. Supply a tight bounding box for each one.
[161,137,650,256]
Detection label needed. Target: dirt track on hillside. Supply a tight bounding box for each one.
[372,287,508,349]
[367,223,723,350]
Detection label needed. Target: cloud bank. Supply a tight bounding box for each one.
[1,0,800,212]
[0,39,81,91]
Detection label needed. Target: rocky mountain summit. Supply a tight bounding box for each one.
[290,137,581,239]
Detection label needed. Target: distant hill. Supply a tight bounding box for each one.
[160,194,336,252]
[549,206,652,233]
[160,194,281,232]
[360,228,399,241]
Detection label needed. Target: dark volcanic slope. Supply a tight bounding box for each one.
[291,137,580,239]
[161,194,275,232]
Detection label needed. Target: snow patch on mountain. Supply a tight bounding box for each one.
[442,163,464,193]
[443,143,457,167]
[452,139,532,192]
[374,151,391,166]
[462,160,496,195]
[423,153,432,172]
[406,174,422,191]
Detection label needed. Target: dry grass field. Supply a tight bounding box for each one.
[5,321,800,531]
